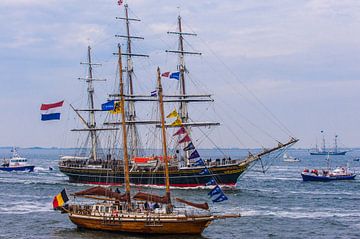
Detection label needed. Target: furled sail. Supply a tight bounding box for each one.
[73,186,128,201]
[175,198,209,210]
[133,192,170,204]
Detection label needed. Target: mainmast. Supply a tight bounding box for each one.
[116,4,149,158]
[118,45,131,202]
[79,46,104,161]
[157,67,171,202]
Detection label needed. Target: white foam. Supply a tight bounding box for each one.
[240,208,360,219]
[0,201,52,214]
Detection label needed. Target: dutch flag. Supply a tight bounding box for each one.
[40,100,64,121]
[161,71,180,80]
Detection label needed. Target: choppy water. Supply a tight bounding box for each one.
[0,148,359,239]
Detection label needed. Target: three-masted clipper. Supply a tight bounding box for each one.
[310,132,347,155]
[58,4,298,188]
[57,46,240,234]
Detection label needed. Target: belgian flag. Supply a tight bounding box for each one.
[53,189,69,209]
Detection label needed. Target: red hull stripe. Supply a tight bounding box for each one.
[40,100,64,110]
[75,181,236,188]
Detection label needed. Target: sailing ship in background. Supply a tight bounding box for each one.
[58,4,298,188]
[54,45,240,235]
[309,131,347,156]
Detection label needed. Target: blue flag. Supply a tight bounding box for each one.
[101,100,115,111]
[192,159,205,167]
[189,150,200,160]
[208,185,222,197]
[184,142,195,151]
[151,90,157,97]
[205,179,216,186]
[212,193,228,203]
[199,168,210,175]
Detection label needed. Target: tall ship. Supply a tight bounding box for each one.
[54,53,240,234]
[58,4,298,188]
[309,131,347,155]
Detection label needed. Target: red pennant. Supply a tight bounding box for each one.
[179,134,191,144]
[173,126,186,136]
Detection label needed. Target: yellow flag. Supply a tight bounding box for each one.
[111,101,122,114]
[170,117,182,126]
[166,109,179,118]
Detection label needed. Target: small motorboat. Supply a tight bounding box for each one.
[301,167,356,181]
[283,153,300,162]
[353,158,360,162]
[0,148,35,172]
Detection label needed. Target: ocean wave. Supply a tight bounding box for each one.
[240,208,360,219]
[0,201,52,214]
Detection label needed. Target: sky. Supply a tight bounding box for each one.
[1,0,360,149]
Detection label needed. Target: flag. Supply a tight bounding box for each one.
[111,101,122,114]
[192,158,205,167]
[212,193,228,203]
[118,0,123,5]
[101,100,115,111]
[166,109,179,118]
[199,168,210,175]
[53,189,69,209]
[206,178,216,186]
[151,90,157,97]
[170,117,182,127]
[173,126,186,136]
[189,150,200,160]
[161,71,180,80]
[40,100,64,121]
[179,134,191,144]
[184,142,195,151]
[208,185,222,197]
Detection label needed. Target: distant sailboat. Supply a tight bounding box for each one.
[309,132,347,156]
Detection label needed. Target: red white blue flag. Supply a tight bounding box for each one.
[40,100,64,121]
[161,71,180,80]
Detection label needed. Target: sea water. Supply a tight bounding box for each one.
[0,148,359,239]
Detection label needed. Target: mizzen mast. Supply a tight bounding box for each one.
[157,67,171,202]
[116,4,149,158]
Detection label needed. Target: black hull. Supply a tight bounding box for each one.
[310,151,347,156]
[59,163,248,188]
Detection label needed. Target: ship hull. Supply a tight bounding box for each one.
[68,213,212,234]
[310,151,347,156]
[59,163,247,188]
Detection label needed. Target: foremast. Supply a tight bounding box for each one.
[166,16,214,166]
[116,4,149,158]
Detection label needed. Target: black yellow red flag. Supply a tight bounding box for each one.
[53,189,69,209]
